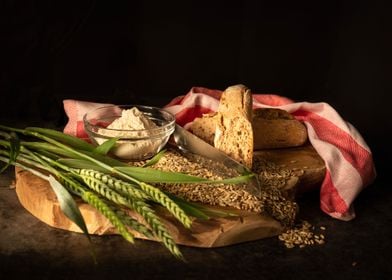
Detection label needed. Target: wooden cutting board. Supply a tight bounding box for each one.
[14,145,325,248]
[15,168,285,248]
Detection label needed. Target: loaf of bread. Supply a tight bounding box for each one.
[253,108,307,149]
[189,107,308,150]
[213,84,254,168]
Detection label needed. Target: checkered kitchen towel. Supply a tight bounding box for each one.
[63,87,376,221]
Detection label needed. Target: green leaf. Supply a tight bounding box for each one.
[48,175,97,263]
[115,166,253,184]
[0,132,20,173]
[79,150,128,167]
[167,196,209,220]
[58,158,108,173]
[22,142,81,159]
[47,175,91,238]
[167,193,238,219]
[187,203,238,218]
[114,166,213,183]
[93,137,119,155]
[213,174,255,185]
[143,149,166,167]
[35,149,61,161]
[26,127,95,152]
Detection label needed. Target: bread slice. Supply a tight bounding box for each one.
[217,84,253,120]
[189,112,217,145]
[213,84,254,168]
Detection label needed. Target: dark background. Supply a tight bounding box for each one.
[1,1,392,278]
[1,0,390,173]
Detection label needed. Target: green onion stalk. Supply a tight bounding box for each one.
[0,125,253,260]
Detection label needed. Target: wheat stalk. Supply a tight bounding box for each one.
[79,173,183,259]
[82,190,135,243]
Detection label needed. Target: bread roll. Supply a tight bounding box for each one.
[253,108,308,149]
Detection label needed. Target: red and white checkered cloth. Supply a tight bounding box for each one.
[63,87,376,221]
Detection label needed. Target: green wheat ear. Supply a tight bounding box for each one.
[138,182,192,229]
[76,169,149,200]
[82,190,135,243]
[108,204,154,239]
[1,124,252,261]
[79,173,183,259]
[76,168,192,229]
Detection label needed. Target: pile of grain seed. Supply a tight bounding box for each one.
[145,150,262,212]
[278,220,326,248]
[259,186,298,227]
[252,156,300,227]
[133,149,298,226]
[253,156,302,200]
[133,149,325,248]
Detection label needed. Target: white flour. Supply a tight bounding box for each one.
[106,107,158,131]
[95,107,162,160]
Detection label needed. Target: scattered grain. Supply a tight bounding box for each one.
[278,220,326,249]
[9,180,16,189]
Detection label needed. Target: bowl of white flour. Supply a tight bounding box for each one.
[83,105,175,160]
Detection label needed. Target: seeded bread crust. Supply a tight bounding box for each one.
[213,84,254,168]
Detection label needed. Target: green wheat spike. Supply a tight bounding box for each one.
[78,169,191,230]
[139,182,192,229]
[108,205,154,239]
[77,169,149,200]
[59,176,135,244]
[80,174,183,259]
[82,191,135,243]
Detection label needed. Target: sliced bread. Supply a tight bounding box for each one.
[189,107,308,150]
[188,112,217,145]
[213,84,254,168]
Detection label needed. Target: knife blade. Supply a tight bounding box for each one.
[172,124,261,198]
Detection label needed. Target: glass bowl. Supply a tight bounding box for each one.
[83,105,175,161]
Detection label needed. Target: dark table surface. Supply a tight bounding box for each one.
[0,121,391,280]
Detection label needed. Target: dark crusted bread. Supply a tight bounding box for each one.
[252,108,307,149]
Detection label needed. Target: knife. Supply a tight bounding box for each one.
[172,124,262,198]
